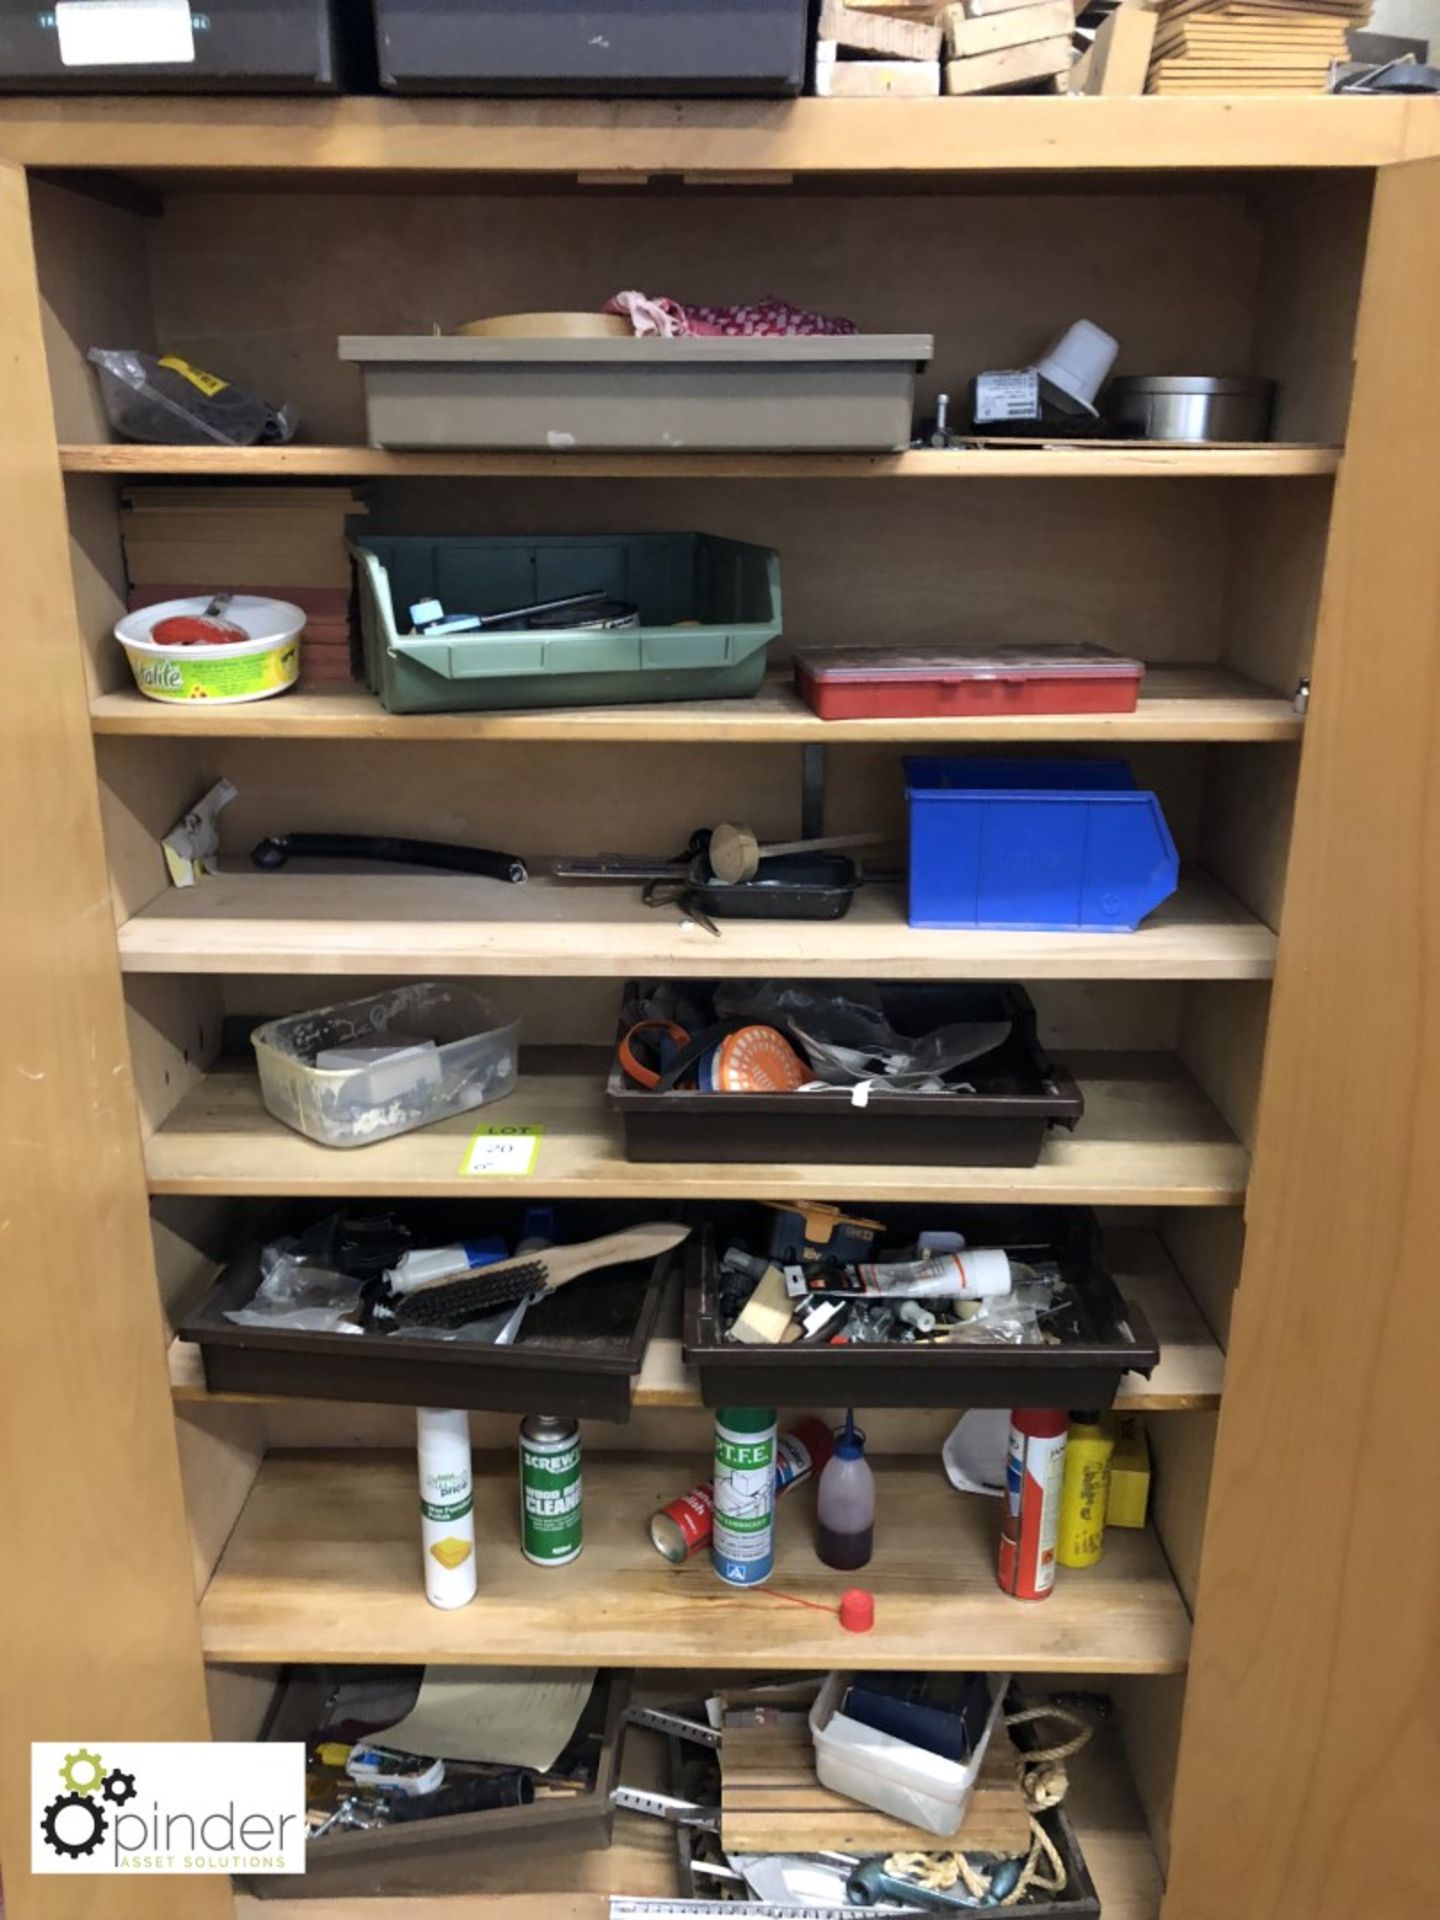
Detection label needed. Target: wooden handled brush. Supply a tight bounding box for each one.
[378,1222,691,1331]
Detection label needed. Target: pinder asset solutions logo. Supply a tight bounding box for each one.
[33,1742,307,1875]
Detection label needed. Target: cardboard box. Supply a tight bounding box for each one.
[1105,1414,1151,1529]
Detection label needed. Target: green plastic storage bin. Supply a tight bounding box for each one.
[352,532,781,714]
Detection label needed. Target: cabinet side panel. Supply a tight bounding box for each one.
[1164,157,1440,1920]
[0,167,226,1920]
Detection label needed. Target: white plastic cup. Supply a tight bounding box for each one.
[1034,319,1119,417]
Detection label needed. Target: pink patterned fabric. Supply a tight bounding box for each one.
[605,290,857,338]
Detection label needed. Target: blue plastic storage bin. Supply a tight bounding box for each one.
[904,759,1179,933]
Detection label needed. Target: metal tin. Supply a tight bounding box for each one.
[519,1414,583,1566]
[711,1408,777,1586]
[1107,375,1276,444]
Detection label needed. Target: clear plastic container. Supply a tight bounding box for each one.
[809,1670,1008,1838]
[252,984,519,1148]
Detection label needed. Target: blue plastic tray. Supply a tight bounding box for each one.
[904,758,1179,933]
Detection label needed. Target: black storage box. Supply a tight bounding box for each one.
[373,0,811,95]
[609,981,1084,1167]
[247,1666,629,1898]
[0,0,367,93]
[684,1203,1160,1410]
[178,1200,675,1421]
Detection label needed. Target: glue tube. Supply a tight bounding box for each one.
[417,1407,477,1609]
[857,1248,1012,1299]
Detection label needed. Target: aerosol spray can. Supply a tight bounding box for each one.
[649,1415,832,1564]
[1057,1411,1114,1568]
[519,1414,583,1567]
[997,1407,1067,1601]
[417,1407,476,1609]
[712,1407,777,1587]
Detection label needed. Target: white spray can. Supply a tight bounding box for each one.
[417,1407,477,1608]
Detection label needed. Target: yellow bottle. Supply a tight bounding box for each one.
[1056,1411,1114,1569]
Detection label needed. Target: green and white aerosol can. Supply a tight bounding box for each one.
[712,1407,777,1586]
[519,1414,583,1567]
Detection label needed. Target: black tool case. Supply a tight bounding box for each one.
[178,1200,674,1420]
[0,0,370,93]
[608,981,1084,1167]
[246,1667,630,1898]
[683,1203,1160,1409]
[372,0,812,96]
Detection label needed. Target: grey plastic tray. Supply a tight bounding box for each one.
[338,334,933,452]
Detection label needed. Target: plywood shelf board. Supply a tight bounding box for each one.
[59,442,1340,478]
[146,1049,1248,1204]
[91,667,1304,744]
[167,1228,1224,1411]
[198,1452,1191,1671]
[4,95,1434,176]
[116,873,1278,980]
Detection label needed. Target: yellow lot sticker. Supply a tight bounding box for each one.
[459,1124,544,1177]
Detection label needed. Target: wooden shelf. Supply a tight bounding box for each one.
[199,1451,1191,1671]
[169,1228,1225,1412]
[146,1049,1248,1205]
[60,441,1339,479]
[91,666,1303,744]
[117,873,1276,980]
[231,1702,1163,1920]
[3,95,1433,177]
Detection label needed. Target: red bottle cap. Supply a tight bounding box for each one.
[839,1588,875,1634]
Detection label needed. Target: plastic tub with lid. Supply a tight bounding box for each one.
[252,983,519,1147]
[794,643,1144,721]
[115,595,304,705]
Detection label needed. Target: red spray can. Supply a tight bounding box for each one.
[997,1408,1068,1600]
[649,1415,834,1563]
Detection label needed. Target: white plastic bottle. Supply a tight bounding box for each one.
[816,1411,875,1571]
[417,1407,477,1608]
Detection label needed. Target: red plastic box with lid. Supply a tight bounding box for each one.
[793,643,1145,721]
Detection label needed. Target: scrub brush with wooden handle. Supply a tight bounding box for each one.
[371,1222,690,1331]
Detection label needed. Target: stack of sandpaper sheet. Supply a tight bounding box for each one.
[1146,0,1368,92]
[121,486,364,684]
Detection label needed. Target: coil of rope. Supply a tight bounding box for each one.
[884,1702,1093,1908]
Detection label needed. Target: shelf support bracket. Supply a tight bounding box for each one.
[801,743,827,840]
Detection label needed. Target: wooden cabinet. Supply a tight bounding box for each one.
[1,99,1436,1920]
